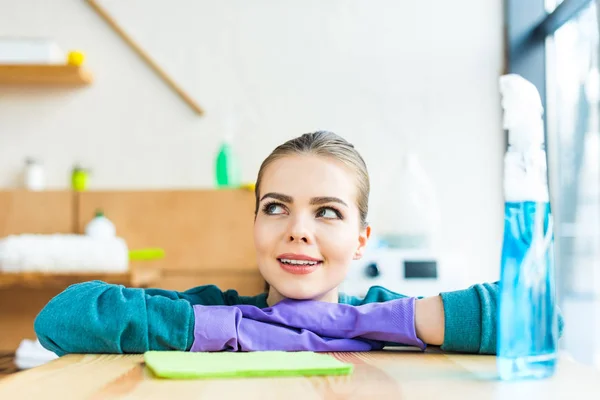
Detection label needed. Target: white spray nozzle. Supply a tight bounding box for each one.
[500,74,549,202]
[499,74,545,149]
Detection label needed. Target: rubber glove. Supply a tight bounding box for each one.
[236,297,425,349]
[191,305,383,352]
[191,298,425,352]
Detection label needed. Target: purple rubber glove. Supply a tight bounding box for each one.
[190,298,425,352]
[236,298,425,350]
[191,305,383,352]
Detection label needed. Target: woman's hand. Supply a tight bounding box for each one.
[414,296,445,346]
[191,305,379,352]
[236,298,426,350]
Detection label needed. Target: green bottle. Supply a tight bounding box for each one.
[215,135,241,188]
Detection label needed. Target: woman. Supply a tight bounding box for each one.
[34,131,563,356]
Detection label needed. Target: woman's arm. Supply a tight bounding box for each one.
[414,296,445,346]
[416,282,564,354]
[34,280,230,356]
[35,280,378,355]
[191,305,381,352]
[233,298,426,350]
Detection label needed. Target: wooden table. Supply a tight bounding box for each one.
[1,349,599,399]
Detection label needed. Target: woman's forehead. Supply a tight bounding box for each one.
[260,155,358,201]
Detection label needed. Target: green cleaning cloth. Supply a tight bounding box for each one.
[144,351,354,379]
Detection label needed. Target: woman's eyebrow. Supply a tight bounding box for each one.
[260,193,348,207]
[309,197,348,207]
[260,192,293,203]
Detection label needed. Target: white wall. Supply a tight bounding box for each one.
[0,0,505,283]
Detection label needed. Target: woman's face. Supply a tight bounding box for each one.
[254,154,370,304]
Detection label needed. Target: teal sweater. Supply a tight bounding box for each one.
[34,281,563,356]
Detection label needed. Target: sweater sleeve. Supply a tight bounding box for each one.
[439,281,564,354]
[34,280,214,356]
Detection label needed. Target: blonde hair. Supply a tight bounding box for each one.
[254,131,370,228]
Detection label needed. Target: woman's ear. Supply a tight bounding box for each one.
[353,225,371,260]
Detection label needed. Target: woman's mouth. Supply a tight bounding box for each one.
[277,254,323,275]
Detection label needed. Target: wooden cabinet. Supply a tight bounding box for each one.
[0,189,263,351]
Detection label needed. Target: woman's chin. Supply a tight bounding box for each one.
[278,287,318,300]
[286,293,319,301]
[272,283,338,302]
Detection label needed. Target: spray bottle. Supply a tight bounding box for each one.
[497,74,558,380]
[215,115,241,188]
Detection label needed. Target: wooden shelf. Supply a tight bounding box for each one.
[0,265,161,289]
[0,64,93,85]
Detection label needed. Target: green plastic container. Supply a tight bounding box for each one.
[215,139,241,188]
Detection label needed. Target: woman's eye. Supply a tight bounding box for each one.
[264,203,286,215]
[316,207,341,219]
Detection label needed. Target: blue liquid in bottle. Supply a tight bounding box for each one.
[497,201,558,380]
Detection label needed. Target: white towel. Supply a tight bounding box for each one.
[14,338,59,370]
[0,234,129,273]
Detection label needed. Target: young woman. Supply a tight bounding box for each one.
[34,131,563,356]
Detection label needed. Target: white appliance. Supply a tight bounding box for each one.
[340,247,461,298]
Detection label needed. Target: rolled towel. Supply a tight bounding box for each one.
[0,234,129,273]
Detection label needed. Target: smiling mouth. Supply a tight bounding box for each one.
[278,258,322,266]
[277,258,323,275]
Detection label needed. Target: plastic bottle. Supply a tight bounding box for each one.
[24,158,45,191]
[375,152,441,251]
[71,164,90,192]
[215,117,241,188]
[497,74,558,380]
[85,210,116,239]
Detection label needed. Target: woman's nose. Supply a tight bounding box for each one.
[289,233,309,243]
[287,218,312,244]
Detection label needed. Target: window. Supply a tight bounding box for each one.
[507,0,600,367]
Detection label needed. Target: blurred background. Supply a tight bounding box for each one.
[0,0,598,375]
